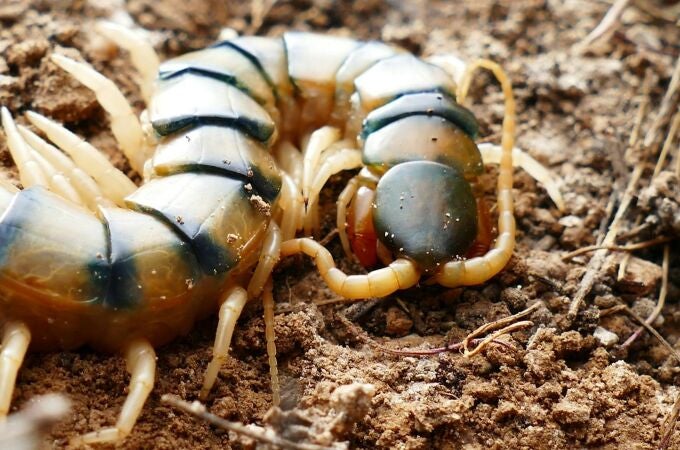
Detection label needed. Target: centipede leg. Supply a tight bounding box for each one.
[279,175,304,241]
[281,238,420,299]
[247,222,282,299]
[302,126,342,235]
[0,107,49,189]
[306,147,362,234]
[25,110,136,206]
[96,21,160,104]
[478,143,565,211]
[50,54,147,174]
[200,287,248,400]
[261,277,280,406]
[72,339,156,445]
[0,322,30,421]
[2,111,84,206]
[337,176,360,261]
[17,124,111,210]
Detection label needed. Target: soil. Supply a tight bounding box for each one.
[1,0,680,449]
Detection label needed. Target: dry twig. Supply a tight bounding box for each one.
[620,245,670,348]
[162,395,337,450]
[561,236,673,260]
[574,0,630,53]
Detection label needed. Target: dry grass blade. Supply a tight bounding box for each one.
[653,109,680,177]
[645,56,680,148]
[161,395,337,450]
[463,321,533,357]
[561,236,673,260]
[379,337,516,357]
[660,394,680,450]
[375,304,540,357]
[574,0,630,53]
[621,245,670,349]
[567,164,643,321]
[462,302,540,354]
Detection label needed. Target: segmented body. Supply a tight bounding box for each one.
[0,32,507,352]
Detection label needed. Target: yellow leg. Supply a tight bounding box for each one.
[96,21,160,104]
[262,278,280,407]
[281,238,420,299]
[306,148,363,236]
[247,222,282,299]
[200,287,248,400]
[0,107,49,189]
[336,176,360,261]
[18,124,112,210]
[478,143,565,211]
[25,111,136,207]
[71,339,156,445]
[278,174,304,241]
[436,59,516,288]
[0,322,31,420]
[50,54,147,174]
[302,127,342,235]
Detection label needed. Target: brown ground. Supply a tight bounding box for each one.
[1,0,680,449]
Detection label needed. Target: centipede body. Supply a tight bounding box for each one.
[0,27,518,443]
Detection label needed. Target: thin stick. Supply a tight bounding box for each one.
[620,244,670,349]
[461,302,541,354]
[464,321,533,357]
[567,164,643,320]
[659,393,680,450]
[574,0,630,53]
[379,337,516,357]
[161,395,336,450]
[653,109,680,177]
[561,236,673,260]
[633,0,680,23]
[628,71,652,150]
[645,56,680,149]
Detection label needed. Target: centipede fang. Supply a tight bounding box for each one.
[0,23,562,443]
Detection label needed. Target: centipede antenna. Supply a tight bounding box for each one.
[25,110,136,207]
[17,125,114,209]
[0,107,49,189]
[50,53,147,174]
[437,59,517,287]
[478,143,566,211]
[96,21,160,104]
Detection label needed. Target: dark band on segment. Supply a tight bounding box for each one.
[361,91,479,140]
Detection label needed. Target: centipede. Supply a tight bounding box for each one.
[0,23,563,444]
